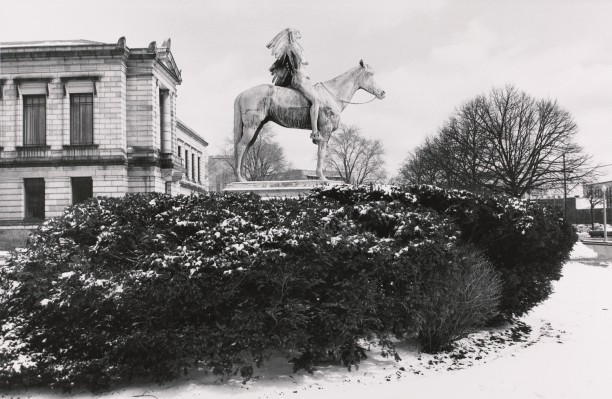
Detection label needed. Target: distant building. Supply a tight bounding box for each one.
[582,180,612,200]
[0,38,207,227]
[578,180,612,225]
[208,155,236,192]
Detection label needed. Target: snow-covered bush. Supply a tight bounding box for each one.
[0,186,537,390]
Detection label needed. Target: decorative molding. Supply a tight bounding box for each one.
[0,156,127,168]
[161,168,173,181]
[177,119,208,147]
[179,179,207,193]
[0,46,126,61]
[62,78,98,96]
[156,49,182,83]
[14,78,51,96]
[160,152,175,169]
[15,146,51,157]
[127,146,162,168]
[62,144,99,149]
[60,75,101,82]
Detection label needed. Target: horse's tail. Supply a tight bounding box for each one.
[233,93,243,166]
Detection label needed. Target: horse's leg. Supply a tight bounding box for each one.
[235,125,256,182]
[316,136,329,181]
[316,140,329,180]
[315,124,335,180]
[309,100,320,142]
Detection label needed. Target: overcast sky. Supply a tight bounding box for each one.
[2,0,611,178]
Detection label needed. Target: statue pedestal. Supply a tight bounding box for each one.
[224,180,346,198]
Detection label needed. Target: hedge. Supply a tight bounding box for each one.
[0,185,573,390]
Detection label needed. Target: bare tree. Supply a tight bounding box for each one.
[399,85,595,197]
[584,185,604,229]
[398,140,451,187]
[398,146,433,186]
[222,127,290,181]
[326,125,387,184]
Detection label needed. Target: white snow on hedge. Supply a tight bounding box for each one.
[0,251,10,266]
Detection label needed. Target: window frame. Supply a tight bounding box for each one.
[24,178,45,220]
[70,93,94,145]
[185,149,189,179]
[192,153,195,181]
[198,156,202,183]
[22,95,47,147]
[71,176,93,205]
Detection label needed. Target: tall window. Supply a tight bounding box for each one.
[192,153,195,181]
[23,95,46,146]
[198,156,201,182]
[185,149,189,179]
[70,94,94,145]
[159,91,164,150]
[71,177,93,205]
[24,178,45,220]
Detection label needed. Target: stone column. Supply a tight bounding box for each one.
[160,89,172,154]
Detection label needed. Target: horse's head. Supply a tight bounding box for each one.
[357,60,385,100]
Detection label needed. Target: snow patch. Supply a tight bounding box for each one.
[59,271,75,279]
[570,242,598,259]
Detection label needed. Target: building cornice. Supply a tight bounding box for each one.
[0,37,182,84]
[177,119,208,147]
[0,157,127,168]
[0,44,128,61]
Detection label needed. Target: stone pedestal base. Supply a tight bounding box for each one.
[223,180,345,198]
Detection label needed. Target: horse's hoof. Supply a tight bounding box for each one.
[310,132,322,144]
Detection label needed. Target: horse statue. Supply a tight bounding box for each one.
[233,60,385,182]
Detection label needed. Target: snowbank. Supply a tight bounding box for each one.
[569,242,598,259]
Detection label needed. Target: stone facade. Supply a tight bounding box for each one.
[0,38,207,227]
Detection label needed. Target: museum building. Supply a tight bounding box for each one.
[0,38,208,227]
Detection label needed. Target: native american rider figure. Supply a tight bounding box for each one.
[267,28,321,143]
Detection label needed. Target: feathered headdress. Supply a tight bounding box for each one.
[266,28,308,87]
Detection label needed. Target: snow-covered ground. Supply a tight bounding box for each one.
[2,244,611,399]
[569,241,599,259]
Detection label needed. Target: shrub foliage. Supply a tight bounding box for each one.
[0,185,574,390]
[404,185,577,319]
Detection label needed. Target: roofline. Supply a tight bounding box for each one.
[0,37,182,84]
[177,119,208,147]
